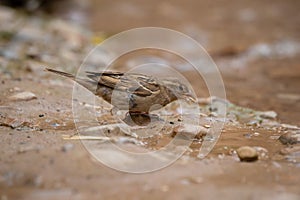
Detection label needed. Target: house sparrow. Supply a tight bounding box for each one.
[45,68,196,123]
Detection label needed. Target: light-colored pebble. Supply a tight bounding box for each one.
[253,132,260,136]
[173,124,208,140]
[258,111,277,119]
[237,146,258,162]
[9,91,37,101]
[281,124,299,130]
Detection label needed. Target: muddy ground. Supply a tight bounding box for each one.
[0,0,300,199]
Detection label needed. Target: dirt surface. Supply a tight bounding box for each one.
[1,1,300,199]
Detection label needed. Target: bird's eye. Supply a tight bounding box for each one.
[179,85,184,91]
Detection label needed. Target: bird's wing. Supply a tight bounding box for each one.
[86,71,161,97]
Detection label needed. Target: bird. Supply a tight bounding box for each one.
[45,68,196,124]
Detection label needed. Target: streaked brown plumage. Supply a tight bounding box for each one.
[45,68,196,115]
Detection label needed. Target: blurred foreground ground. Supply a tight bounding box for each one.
[0,0,300,199]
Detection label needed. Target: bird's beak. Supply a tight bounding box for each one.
[183,93,197,103]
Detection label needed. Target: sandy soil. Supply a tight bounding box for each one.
[0,0,300,199]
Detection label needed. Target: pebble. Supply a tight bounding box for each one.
[9,91,37,101]
[281,124,299,130]
[9,87,21,92]
[258,111,277,119]
[237,146,258,162]
[180,177,203,185]
[113,137,144,145]
[172,124,208,140]
[33,175,43,187]
[280,146,300,155]
[279,132,300,145]
[269,135,280,140]
[243,133,252,139]
[61,143,74,152]
[196,97,211,105]
[253,132,260,136]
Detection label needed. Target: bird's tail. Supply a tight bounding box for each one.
[45,67,97,92]
[45,68,75,80]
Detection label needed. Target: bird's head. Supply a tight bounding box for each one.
[162,79,197,103]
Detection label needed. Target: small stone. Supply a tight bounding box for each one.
[204,124,211,128]
[51,123,60,128]
[189,177,203,184]
[9,87,20,92]
[26,46,40,60]
[269,135,280,140]
[258,111,277,119]
[113,137,144,145]
[61,143,74,152]
[243,133,252,139]
[237,146,258,162]
[172,124,208,140]
[280,146,300,155]
[281,124,299,130]
[279,132,300,145]
[218,153,225,159]
[253,132,260,136]
[9,91,37,101]
[33,175,43,187]
[197,97,211,105]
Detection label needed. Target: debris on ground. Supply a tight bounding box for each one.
[9,91,37,101]
[279,132,300,145]
[0,116,33,130]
